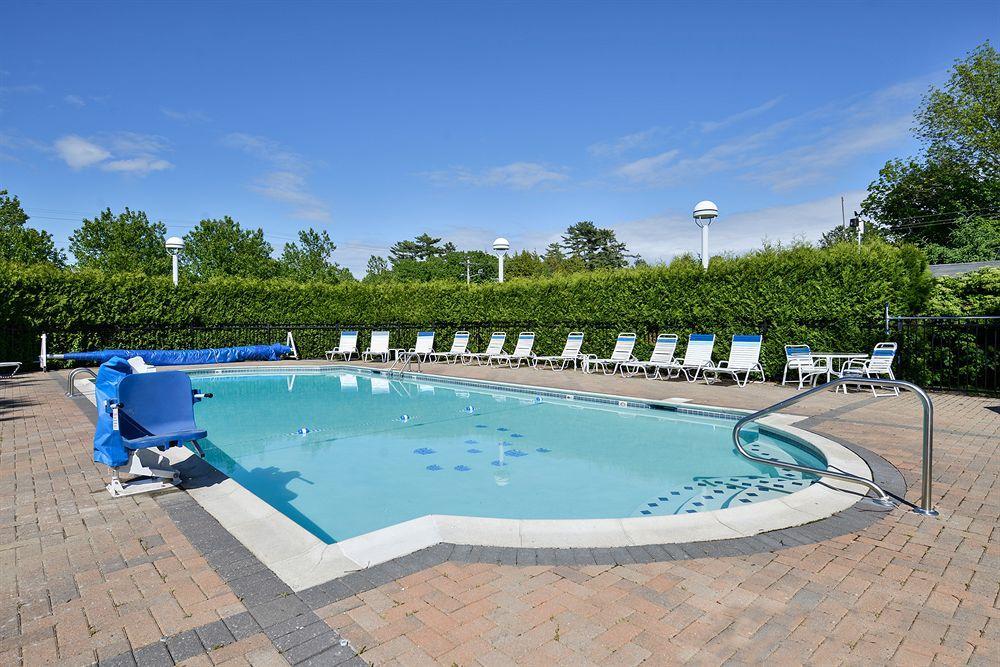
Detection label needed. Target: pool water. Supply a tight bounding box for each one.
[190,370,825,543]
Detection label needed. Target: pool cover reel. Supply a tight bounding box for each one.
[62,342,292,366]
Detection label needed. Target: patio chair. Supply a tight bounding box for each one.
[535,332,585,370]
[703,335,766,387]
[489,332,536,368]
[429,331,470,363]
[461,332,507,365]
[361,331,392,362]
[837,342,899,396]
[620,334,678,378]
[664,333,716,382]
[325,331,359,361]
[782,344,829,389]
[0,362,22,379]
[400,331,435,363]
[584,333,637,375]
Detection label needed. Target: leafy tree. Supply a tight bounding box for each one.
[278,228,353,283]
[364,255,391,282]
[0,189,65,266]
[181,216,276,280]
[862,42,1000,245]
[921,217,1000,264]
[69,207,170,274]
[391,250,497,283]
[389,233,447,262]
[505,250,547,279]
[561,221,632,270]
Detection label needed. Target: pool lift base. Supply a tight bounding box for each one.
[107,448,181,497]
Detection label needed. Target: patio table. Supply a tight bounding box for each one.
[812,352,868,382]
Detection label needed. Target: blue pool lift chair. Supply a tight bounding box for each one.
[106,371,212,497]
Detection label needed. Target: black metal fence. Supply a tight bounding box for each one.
[887,316,999,394]
[3,315,996,394]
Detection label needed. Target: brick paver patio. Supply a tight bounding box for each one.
[1,364,997,665]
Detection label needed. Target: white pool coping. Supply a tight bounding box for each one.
[77,365,874,591]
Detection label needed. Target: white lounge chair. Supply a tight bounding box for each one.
[401,331,435,363]
[429,331,470,363]
[665,333,716,381]
[0,362,21,379]
[782,344,829,389]
[837,342,899,396]
[585,333,637,375]
[535,332,585,370]
[325,331,359,361]
[461,332,507,365]
[489,332,536,368]
[704,335,766,387]
[620,334,678,378]
[362,330,392,362]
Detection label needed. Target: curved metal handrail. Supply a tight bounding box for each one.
[732,377,938,516]
[66,367,98,397]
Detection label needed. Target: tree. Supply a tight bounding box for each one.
[862,42,1000,245]
[921,217,1000,264]
[364,255,391,282]
[69,207,170,274]
[391,251,497,283]
[561,221,632,270]
[181,216,276,280]
[0,189,65,266]
[389,233,447,262]
[278,228,353,283]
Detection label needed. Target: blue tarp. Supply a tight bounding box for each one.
[93,356,133,467]
[64,342,292,366]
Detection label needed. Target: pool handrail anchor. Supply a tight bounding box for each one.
[66,367,98,397]
[732,377,938,517]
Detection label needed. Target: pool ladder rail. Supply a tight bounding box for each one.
[387,349,423,374]
[732,377,938,517]
[66,367,98,397]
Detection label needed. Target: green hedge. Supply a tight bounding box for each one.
[1,244,932,376]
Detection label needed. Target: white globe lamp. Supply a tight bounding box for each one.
[165,236,184,286]
[692,201,718,270]
[492,237,510,283]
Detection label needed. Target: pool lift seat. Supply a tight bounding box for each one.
[106,371,212,497]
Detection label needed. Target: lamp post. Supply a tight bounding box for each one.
[165,236,184,286]
[692,201,718,270]
[493,237,510,283]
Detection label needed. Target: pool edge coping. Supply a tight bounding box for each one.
[81,363,882,592]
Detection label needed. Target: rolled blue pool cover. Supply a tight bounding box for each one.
[63,342,292,366]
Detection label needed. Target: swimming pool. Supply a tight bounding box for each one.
[190,369,827,544]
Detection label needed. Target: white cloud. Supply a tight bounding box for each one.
[0,83,43,95]
[610,191,868,263]
[53,132,173,174]
[611,77,921,191]
[102,156,173,174]
[251,171,331,221]
[162,108,210,122]
[54,135,110,168]
[588,127,666,157]
[425,162,569,190]
[700,95,784,133]
[64,94,86,107]
[222,133,330,220]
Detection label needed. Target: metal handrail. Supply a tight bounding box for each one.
[388,350,422,373]
[66,367,98,397]
[732,377,938,516]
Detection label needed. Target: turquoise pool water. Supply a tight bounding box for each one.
[190,370,825,543]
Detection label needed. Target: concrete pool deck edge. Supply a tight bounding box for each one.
[73,364,899,593]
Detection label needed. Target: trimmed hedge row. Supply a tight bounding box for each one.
[1,244,931,376]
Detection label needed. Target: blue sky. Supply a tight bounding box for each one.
[1,1,996,275]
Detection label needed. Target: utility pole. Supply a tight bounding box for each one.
[841,196,846,227]
[849,211,864,247]
[464,258,472,285]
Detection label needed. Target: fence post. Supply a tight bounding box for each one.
[884,303,890,335]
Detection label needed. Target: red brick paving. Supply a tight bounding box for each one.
[3,364,998,665]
